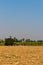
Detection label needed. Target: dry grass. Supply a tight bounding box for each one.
[0,46,43,65]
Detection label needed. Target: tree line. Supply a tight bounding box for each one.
[0,36,43,46]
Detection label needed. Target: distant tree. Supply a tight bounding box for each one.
[37,40,43,42]
[5,36,14,46]
[22,38,25,41]
[19,38,25,42]
[25,39,30,42]
[0,39,4,43]
[13,37,18,42]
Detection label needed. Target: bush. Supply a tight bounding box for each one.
[5,37,14,46]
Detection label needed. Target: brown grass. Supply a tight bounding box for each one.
[0,46,43,65]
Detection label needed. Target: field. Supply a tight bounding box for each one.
[0,46,43,65]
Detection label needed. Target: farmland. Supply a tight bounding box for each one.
[0,46,43,65]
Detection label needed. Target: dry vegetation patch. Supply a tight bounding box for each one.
[0,46,43,65]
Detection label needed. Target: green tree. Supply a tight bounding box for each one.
[5,36,14,46]
[13,37,18,42]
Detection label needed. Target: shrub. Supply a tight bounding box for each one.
[5,37,14,46]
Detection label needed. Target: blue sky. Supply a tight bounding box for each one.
[0,0,43,40]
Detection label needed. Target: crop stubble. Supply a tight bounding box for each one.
[0,46,43,65]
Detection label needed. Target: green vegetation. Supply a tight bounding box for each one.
[0,36,43,46]
[5,37,14,46]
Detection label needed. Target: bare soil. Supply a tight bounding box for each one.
[0,46,43,65]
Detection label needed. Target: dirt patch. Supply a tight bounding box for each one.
[0,46,43,65]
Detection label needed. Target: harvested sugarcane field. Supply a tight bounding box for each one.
[0,46,43,65]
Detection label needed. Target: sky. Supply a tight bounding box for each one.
[0,0,43,40]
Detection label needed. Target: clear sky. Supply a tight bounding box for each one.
[0,0,43,40]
